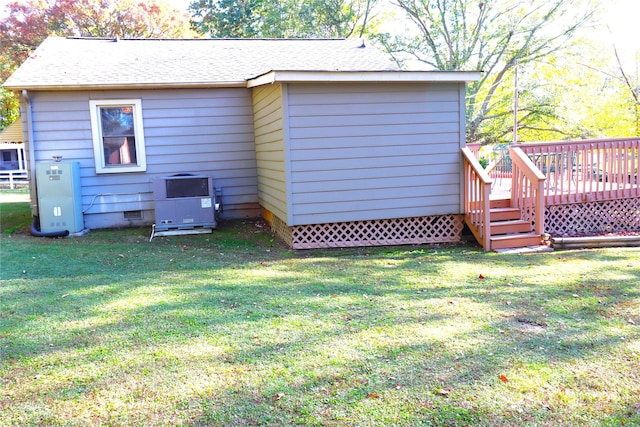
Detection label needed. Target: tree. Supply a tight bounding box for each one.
[613,47,640,136]
[377,0,597,143]
[189,0,378,39]
[514,39,640,141]
[0,88,20,130]
[0,0,196,129]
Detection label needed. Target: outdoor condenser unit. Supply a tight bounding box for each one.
[36,161,84,234]
[152,174,220,233]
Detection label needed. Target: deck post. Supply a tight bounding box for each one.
[482,179,491,250]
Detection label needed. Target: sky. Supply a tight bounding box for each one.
[599,0,640,54]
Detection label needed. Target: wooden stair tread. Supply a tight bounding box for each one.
[489,207,521,221]
[490,232,542,250]
[489,207,520,213]
[490,219,529,226]
[489,198,511,208]
[490,232,539,241]
[490,222,532,235]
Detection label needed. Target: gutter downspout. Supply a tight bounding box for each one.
[22,89,37,214]
[22,90,68,237]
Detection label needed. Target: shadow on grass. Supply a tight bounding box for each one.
[1,218,639,426]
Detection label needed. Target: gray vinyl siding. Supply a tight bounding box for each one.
[252,83,287,221]
[28,89,259,229]
[287,82,465,225]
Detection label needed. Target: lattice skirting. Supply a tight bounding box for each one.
[267,213,464,249]
[545,198,640,236]
[268,213,293,248]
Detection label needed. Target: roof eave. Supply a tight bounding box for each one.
[4,81,249,91]
[246,70,482,88]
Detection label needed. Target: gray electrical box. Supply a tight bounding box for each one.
[36,162,84,234]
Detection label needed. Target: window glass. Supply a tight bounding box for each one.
[90,100,146,174]
[100,107,137,166]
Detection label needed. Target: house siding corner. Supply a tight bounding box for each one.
[252,83,288,223]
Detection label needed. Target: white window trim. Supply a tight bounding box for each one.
[89,99,147,174]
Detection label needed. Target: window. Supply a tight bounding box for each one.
[90,99,146,173]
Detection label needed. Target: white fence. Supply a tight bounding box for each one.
[0,170,29,189]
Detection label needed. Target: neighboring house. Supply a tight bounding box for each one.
[4,36,480,248]
[0,120,26,171]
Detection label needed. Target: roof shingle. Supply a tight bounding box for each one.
[4,37,399,90]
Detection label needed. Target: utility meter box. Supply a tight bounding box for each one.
[36,162,84,234]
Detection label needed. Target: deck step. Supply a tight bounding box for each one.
[490,219,532,235]
[490,207,521,221]
[490,233,542,250]
[489,198,511,209]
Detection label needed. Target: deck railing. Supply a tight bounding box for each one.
[513,138,640,205]
[462,147,492,251]
[509,146,546,236]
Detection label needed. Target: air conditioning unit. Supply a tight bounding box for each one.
[152,174,221,234]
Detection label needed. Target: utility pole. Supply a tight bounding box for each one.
[513,63,518,145]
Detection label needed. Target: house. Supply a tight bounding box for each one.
[0,120,27,188]
[0,120,26,171]
[4,36,481,248]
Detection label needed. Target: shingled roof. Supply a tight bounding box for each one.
[4,37,400,90]
[0,120,23,144]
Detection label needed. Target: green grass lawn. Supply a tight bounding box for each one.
[0,188,31,234]
[1,198,639,426]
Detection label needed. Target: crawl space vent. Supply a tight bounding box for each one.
[124,210,143,220]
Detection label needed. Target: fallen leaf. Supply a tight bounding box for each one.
[499,374,509,383]
[368,392,379,399]
[117,254,125,258]
[61,294,70,298]
[435,388,450,396]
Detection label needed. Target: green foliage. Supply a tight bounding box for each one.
[189,0,263,38]
[189,0,377,38]
[378,0,597,143]
[0,88,19,131]
[517,42,640,140]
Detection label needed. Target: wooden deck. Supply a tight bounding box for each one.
[516,138,639,204]
[464,137,640,251]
